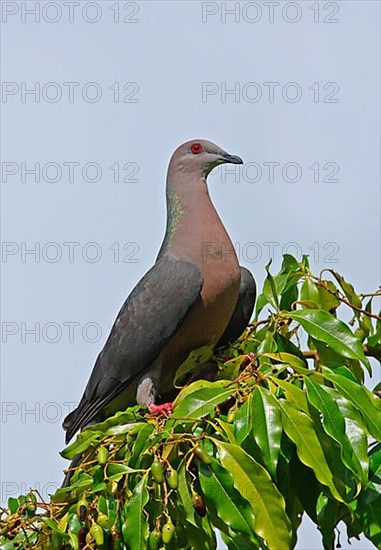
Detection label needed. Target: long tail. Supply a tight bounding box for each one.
[62,407,80,444]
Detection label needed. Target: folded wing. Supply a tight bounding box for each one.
[63,255,203,443]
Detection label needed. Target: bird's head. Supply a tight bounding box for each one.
[168,139,243,179]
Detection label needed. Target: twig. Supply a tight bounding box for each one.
[302,350,319,361]
[312,274,381,321]
[247,317,271,332]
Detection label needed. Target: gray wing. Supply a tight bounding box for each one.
[63,256,203,443]
[217,266,256,347]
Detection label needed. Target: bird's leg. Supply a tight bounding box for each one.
[148,401,173,415]
[137,364,173,415]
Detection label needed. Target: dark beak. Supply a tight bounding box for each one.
[220,152,244,165]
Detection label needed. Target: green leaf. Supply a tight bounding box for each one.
[40,518,61,533]
[216,355,245,381]
[278,399,345,502]
[324,386,369,485]
[97,494,117,529]
[130,423,155,466]
[275,255,302,296]
[359,299,374,337]
[177,465,217,549]
[281,254,300,272]
[66,472,93,491]
[104,421,146,437]
[233,395,253,445]
[68,532,79,550]
[7,498,18,514]
[256,258,298,317]
[273,379,309,413]
[263,261,279,311]
[288,449,321,524]
[212,439,292,548]
[274,333,308,365]
[279,283,298,311]
[300,278,320,306]
[330,271,362,309]
[199,460,256,542]
[255,291,270,318]
[262,352,309,374]
[310,338,364,382]
[182,519,216,550]
[300,254,310,270]
[355,488,381,547]
[174,346,214,385]
[67,513,81,536]
[85,406,142,433]
[60,431,99,460]
[220,531,260,550]
[257,331,276,355]
[368,311,381,347]
[178,459,197,527]
[305,377,366,486]
[172,380,236,421]
[106,462,138,481]
[275,452,303,548]
[251,387,282,478]
[214,418,236,444]
[121,473,149,550]
[369,443,381,485]
[289,309,371,373]
[316,494,342,550]
[321,368,381,440]
[318,280,340,311]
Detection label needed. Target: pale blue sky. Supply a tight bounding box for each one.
[1,1,380,548]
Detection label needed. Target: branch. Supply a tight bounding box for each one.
[247,317,271,335]
[360,291,381,298]
[312,274,381,321]
[302,350,319,361]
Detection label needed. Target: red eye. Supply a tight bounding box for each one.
[191,143,203,154]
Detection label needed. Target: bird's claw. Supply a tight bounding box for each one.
[148,402,173,416]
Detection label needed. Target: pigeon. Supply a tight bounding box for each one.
[63,139,248,444]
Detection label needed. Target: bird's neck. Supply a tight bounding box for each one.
[157,175,236,265]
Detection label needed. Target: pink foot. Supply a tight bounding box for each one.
[148,401,173,416]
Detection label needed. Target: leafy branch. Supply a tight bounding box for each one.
[1,255,380,550]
